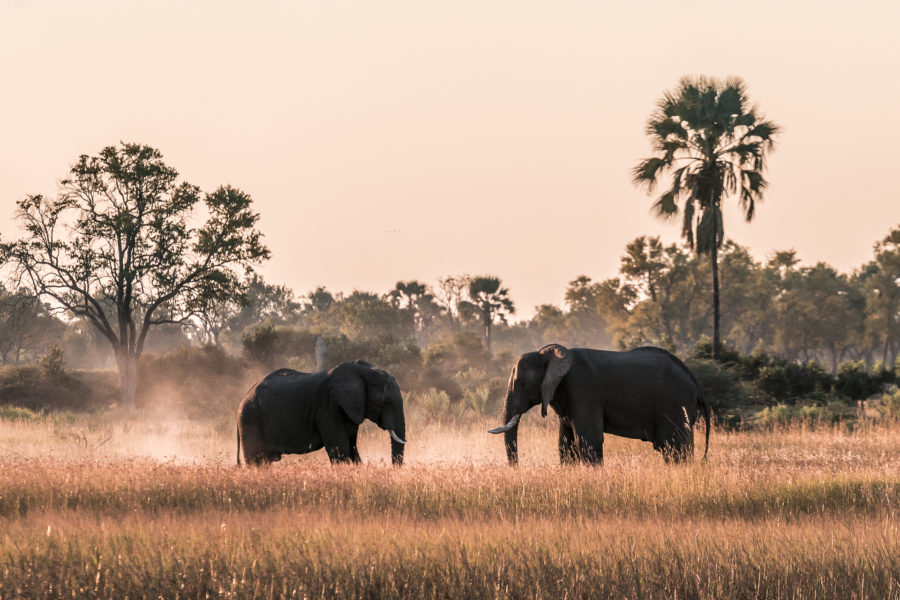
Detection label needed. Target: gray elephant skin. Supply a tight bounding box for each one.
[490,344,710,465]
[237,361,406,465]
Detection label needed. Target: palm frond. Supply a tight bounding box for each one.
[631,158,668,191]
[635,75,778,250]
[652,189,680,221]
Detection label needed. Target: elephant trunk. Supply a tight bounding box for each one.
[390,423,406,466]
[489,393,520,466]
[504,420,519,466]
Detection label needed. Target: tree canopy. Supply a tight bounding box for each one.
[633,76,780,360]
[3,143,269,407]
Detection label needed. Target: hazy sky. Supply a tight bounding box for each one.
[2,1,898,318]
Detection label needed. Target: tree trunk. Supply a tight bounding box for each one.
[117,351,138,409]
[315,336,327,371]
[710,243,720,362]
[483,311,492,353]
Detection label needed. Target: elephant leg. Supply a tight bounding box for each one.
[320,420,357,464]
[348,430,361,464]
[558,420,578,465]
[318,406,359,464]
[654,411,694,463]
[576,435,604,464]
[239,424,267,466]
[324,440,352,463]
[569,406,604,465]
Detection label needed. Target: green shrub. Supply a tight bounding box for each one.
[684,358,749,415]
[39,345,65,378]
[878,389,900,420]
[755,404,795,428]
[756,361,833,403]
[0,405,40,421]
[689,337,742,365]
[754,400,852,428]
[834,361,889,401]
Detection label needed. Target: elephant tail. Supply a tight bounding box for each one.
[236,420,242,466]
[698,388,711,461]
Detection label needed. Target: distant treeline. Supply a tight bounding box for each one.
[3,227,898,376]
[1,226,898,421]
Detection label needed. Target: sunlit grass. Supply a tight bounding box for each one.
[1,414,899,598]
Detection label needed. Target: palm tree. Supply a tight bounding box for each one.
[462,276,515,353]
[633,76,779,360]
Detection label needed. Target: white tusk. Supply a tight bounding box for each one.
[389,430,407,444]
[488,414,520,434]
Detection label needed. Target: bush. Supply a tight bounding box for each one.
[241,325,319,370]
[689,337,742,366]
[241,326,425,390]
[0,365,110,412]
[138,345,252,415]
[0,405,41,421]
[684,358,749,416]
[755,404,796,428]
[756,361,833,404]
[834,361,889,401]
[406,388,459,422]
[40,345,65,378]
[754,401,850,428]
[879,388,900,421]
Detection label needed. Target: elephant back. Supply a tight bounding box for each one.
[253,369,327,451]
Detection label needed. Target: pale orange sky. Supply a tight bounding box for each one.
[2,1,898,318]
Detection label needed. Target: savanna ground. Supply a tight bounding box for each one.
[1,409,899,599]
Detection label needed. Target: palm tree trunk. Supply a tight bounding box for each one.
[711,242,720,362]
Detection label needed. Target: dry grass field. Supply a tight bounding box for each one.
[1,411,900,599]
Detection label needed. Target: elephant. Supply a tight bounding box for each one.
[237,360,406,465]
[489,344,710,465]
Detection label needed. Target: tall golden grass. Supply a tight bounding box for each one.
[1,414,899,598]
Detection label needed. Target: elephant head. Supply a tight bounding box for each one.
[488,344,570,465]
[328,362,407,465]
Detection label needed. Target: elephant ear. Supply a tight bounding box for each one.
[361,368,387,423]
[539,344,571,418]
[330,365,367,425]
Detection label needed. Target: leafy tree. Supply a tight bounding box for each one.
[433,275,470,330]
[717,241,776,354]
[389,280,445,344]
[863,227,900,369]
[461,275,515,353]
[619,236,666,302]
[305,286,335,314]
[633,76,780,360]
[626,243,706,353]
[186,271,246,346]
[389,280,428,314]
[323,291,415,341]
[0,286,65,364]
[772,260,864,372]
[220,274,300,346]
[3,143,269,408]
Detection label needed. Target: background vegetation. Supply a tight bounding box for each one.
[2,225,898,429]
